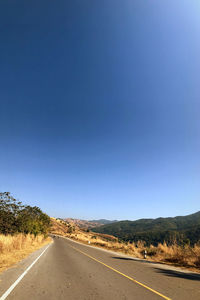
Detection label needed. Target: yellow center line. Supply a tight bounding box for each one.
[69,244,172,300]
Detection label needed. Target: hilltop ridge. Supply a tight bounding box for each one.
[89,219,118,225]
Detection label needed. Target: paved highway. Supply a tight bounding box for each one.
[0,236,200,300]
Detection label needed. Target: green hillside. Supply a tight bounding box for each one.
[92,211,200,246]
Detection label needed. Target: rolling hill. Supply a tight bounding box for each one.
[92,211,200,245]
[64,218,103,229]
[60,218,118,229]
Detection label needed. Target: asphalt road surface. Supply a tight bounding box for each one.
[0,236,200,300]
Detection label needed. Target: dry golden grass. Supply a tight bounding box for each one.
[50,217,74,235]
[0,234,52,273]
[146,242,200,269]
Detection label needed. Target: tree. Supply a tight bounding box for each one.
[0,192,50,235]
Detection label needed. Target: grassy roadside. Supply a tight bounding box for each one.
[0,234,52,274]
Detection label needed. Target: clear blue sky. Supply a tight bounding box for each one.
[0,0,199,220]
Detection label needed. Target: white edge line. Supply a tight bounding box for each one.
[0,243,51,300]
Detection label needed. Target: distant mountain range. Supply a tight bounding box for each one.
[64,218,117,229]
[89,219,118,225]
[92,211,200,246]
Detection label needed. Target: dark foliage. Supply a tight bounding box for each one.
[92,212,200,246]
[0,192,50,236]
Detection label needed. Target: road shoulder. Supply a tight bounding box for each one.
[0,242,52,298]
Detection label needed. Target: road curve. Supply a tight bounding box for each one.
[0,236,200,300]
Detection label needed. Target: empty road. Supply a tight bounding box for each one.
[0,236,200,300]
